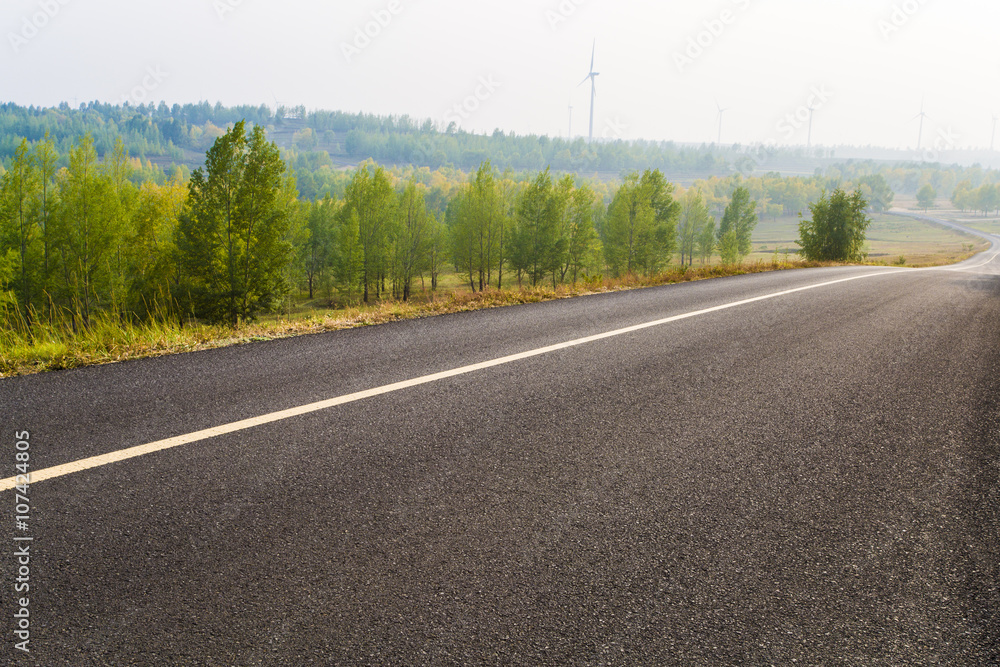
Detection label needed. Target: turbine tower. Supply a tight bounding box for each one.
[807,104,816,149]
[578,40,600,143]
[715,99,729,145]
[913,98,930,150]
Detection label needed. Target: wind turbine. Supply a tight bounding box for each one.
[578,40,599,143]
[270,90,285,120]
[807,103,817,149]
[912,98,930,150]
[715,99,729,145]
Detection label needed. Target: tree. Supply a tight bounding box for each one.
[177,121,294,324]
[341,162,396,302]
[447,190,477,291]
[510,169,569,286]
[717,185,757,265]
[603,169,680,276]
[394,180,432,301]
[336,208,364,303]
[697,216,716,264]
[562,184,601,282]
[952,180,973,212]
[449,161,508,291]
[797,188,871,262]
[301,196,337,300]
[103,137,140,309]
[678,187,710,267]
[126,178,186,319]
[52,134,121,329]
[856,174,894,213]
[34,134,59,322]
[0,139,40,323]
[916,183,936,212]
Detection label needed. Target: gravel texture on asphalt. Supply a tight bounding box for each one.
[1,263,998,665]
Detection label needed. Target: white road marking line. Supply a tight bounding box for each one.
[0,266,941,492]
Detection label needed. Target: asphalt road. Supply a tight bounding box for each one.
[2,223,999,665]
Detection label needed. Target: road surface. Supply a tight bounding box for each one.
[2,220,998,665]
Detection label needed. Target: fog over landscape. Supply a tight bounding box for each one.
[2,0,996,151]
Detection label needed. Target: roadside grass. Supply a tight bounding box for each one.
[0,211,987,378]
[1,258,830,377]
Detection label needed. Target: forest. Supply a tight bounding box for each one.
[2,101,997,202]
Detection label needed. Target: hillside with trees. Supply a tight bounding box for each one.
[3,102,999,372]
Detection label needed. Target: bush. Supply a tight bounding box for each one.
[798,188,871,262]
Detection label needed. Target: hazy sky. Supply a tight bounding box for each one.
[2,0,996,151]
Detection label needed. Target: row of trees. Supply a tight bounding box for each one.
[951,180,1000,216]
[0,134,187,330]
[4,123,871,333]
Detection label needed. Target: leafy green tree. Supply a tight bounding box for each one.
[34,134,59,322]
[603,169,680,276]
[177,121,294,324]
[697,216,716,264]
[337,208,364,303]
[449,161,509,291]
[797,188,871,262]
[103,137,140,308]
[426,212,447,291]
[916,183,936,211]
[52,134,121,328]
[447,191,478,291]
[301,196,337,299]
[394,180,432,301]
[856,174,894,213]
[0,139,40,323]
[717,185,757,265]
[718,228,741,265]
[951,180,973,212]
[125,179,186,319]
[510,169,570,286]
[678,187,710,267]
[977,184,1000,216]
[562,183,601,283]
[341,162,396,302]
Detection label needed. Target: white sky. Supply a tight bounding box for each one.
[1,0,997,150]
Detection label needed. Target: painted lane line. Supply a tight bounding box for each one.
[0,268,913,492]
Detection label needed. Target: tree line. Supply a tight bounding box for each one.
[951,180,1000,216]
[3,123,879,334]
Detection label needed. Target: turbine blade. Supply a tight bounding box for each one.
[590,40,596,72]
[578,74,591,87]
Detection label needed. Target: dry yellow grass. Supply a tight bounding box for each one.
[1,259,830,377]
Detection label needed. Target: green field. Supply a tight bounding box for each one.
[744,213,987,266]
